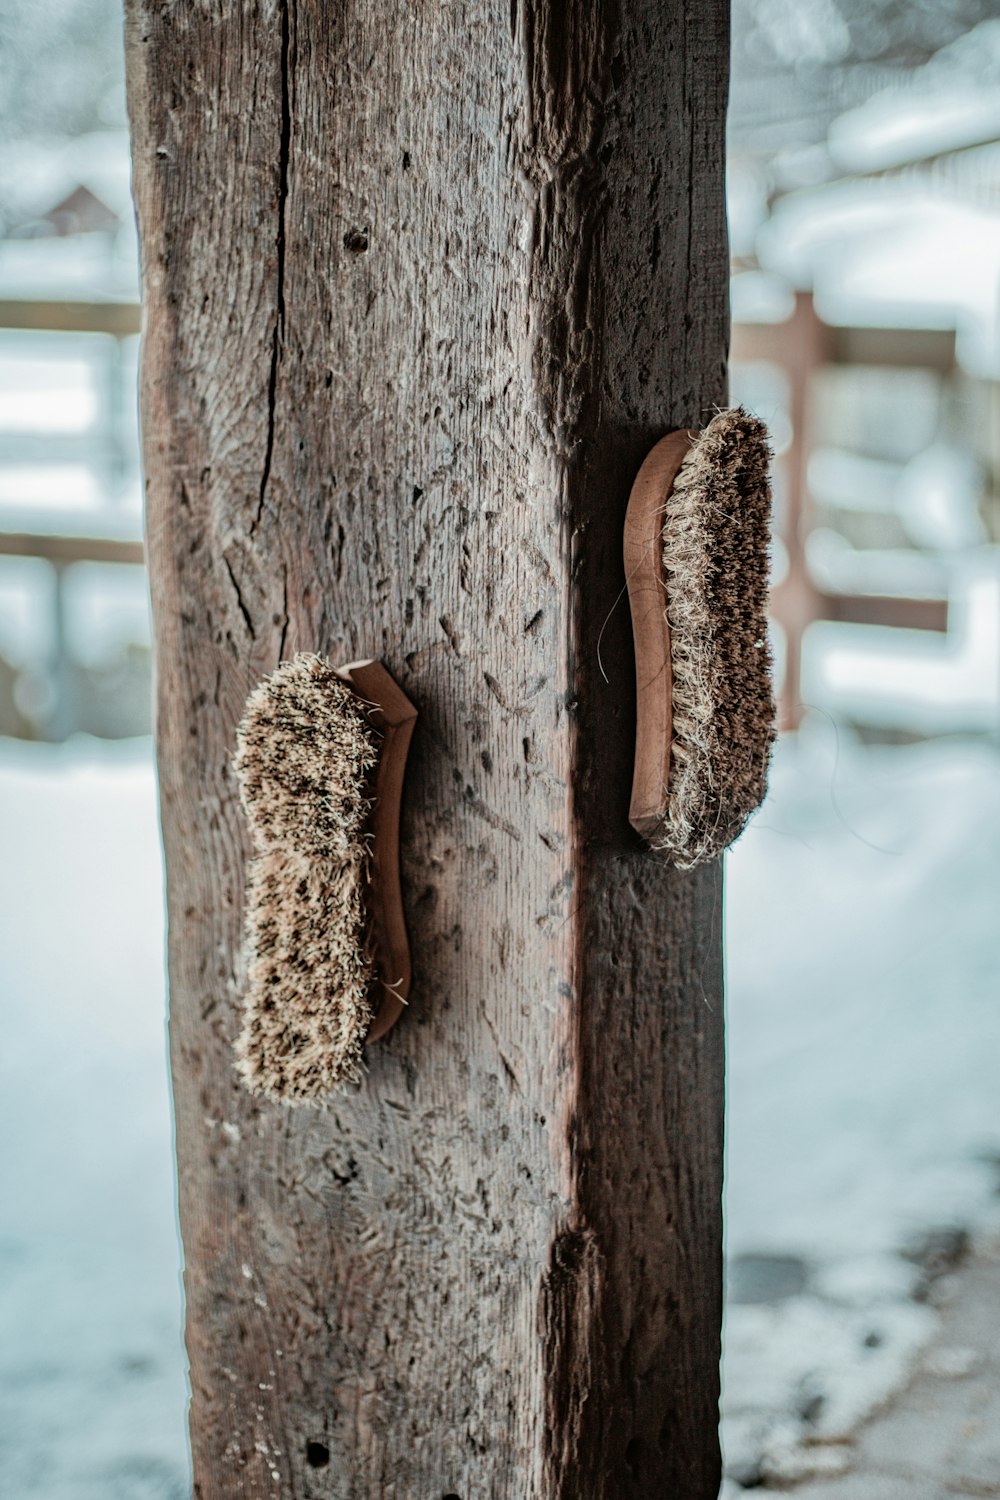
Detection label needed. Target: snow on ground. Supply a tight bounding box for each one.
[0,736,189,1499]
[1,727,997,1494]
[724,721,1000,1485]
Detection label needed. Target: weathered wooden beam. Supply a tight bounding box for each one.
[0,532,144,566]
[0,298,141,337]
[731,310,958,373]
[817,590,948,632]
[126,2,729,1495]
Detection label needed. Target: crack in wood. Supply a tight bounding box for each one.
[277,564,289,661]
[222,553,255,640]
[252,0,290,537]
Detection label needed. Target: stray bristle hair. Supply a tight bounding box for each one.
[659,407,776,867]
[233,654,380,1103]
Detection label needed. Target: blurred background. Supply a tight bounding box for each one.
[0,4,186,1499]
[0,1,997,1495]
[725,1,1000,1490]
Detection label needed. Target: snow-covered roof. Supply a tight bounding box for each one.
[0,132,138,302]
[751,181,1000,378]
[0,132,133,231]
[830,88,1000,173]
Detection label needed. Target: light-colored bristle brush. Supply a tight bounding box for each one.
[625,406,776,867]
[233,653,416,1103]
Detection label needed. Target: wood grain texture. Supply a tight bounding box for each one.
[125,1,729,1495]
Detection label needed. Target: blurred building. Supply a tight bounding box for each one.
[2,3,1000,745]
[0,129,148,742]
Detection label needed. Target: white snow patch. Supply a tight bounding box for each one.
[723,725,1000,1481]
[0,736,189,1499]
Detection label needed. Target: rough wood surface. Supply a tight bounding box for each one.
[125,2,729,1495]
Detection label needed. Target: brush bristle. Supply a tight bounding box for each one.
[233,654,380,1103]
[659,407,776,867]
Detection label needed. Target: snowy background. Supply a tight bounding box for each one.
[0,0,999,1495]
[724,725,1000,1484]
[0,740,187,1498]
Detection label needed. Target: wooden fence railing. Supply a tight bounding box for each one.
[0,297,144,737]
[0,291,963,736]
[733,291,954,727]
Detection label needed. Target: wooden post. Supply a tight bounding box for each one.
[126,3,730,1495]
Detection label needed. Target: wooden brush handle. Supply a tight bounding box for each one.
[624,430,695,841]
[342,660,417,1043]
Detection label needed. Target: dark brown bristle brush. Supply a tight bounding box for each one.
[625,407,776,867]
